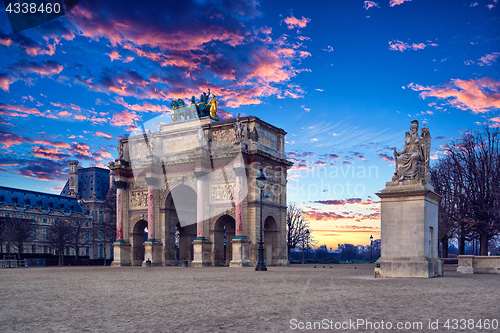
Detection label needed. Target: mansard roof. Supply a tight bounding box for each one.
[0,186,86,214]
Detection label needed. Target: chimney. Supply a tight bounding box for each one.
[69,160,79,197]
[109,170,115,189]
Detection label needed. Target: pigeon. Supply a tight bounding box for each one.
[323,266,325,268]
[330,266,332,268]
[354,267,357,269]
[314,265,316,268]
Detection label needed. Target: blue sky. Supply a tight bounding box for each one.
[1,0,499,248]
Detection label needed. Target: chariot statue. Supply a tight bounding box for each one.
[170,89,219,122]
[392,120,431,183]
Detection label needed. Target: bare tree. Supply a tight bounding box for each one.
[286,203,311,261]
[1,217,34,257]
[434,126,500,255]
[67,218,92,263]
[96,185,117,265]
[47,218,73,266]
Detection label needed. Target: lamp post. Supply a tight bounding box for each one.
[255,168,267,271]
[370,235,373,263]
[305,229,310,264]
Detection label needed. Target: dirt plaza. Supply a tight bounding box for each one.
[0,264,498,332]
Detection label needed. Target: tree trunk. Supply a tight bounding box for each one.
[459,224,466,255]
[441,238,449,258]
[480,233,489,256]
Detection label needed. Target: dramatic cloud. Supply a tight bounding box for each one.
[389,40,437,52]
[9,59,63,76]
[284,15,311,30]
[408,77,500,113]
[0,32,55,57]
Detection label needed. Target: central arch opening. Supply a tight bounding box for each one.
[213,215,235,266]
[165,184,197,265]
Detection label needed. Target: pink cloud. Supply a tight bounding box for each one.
[0,103,42,117]
[107,50,121,61]
[390,0,412,6]
[111,110,141,129]
[409,77,500,114]
[95,131,112,139]
[0,73,16,92]
[284,15,311,30]
[478,52,500,66]
[389,40,437,52]
[364,1,380,10]
[10,59,63,76]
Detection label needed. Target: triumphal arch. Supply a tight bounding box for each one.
[110,94,292,267]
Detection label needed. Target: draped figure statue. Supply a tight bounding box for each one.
[392,120,431,183]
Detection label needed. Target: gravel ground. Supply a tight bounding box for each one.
[0,264,499,333]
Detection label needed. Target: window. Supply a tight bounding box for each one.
[110,245,114,259]
[43,217,46,224]
[99,245,103,258]
[5,213,8,217]
[66,247,70,255]
[43,228,47,240]
[18,214,22,218]
[32,229,35,238]
[31,215,35,220]
[99,211,103,221]
[85,220,88,228]
[85,247,89,256]
[32,244,36,253]
[99,230,103,239]
[85,231,89,242]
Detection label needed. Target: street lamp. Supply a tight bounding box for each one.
[305,229,310,264]
[255,168,267,271]
[370,235,373,263]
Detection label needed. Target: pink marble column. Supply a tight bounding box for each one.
[233,166,246,237]
[147,185,155,241]
[114,181,127,242]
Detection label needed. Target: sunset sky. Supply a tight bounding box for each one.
[1,0,499,250]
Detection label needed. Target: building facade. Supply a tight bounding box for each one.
[60,162,115,259]
[0,186,92,257]
[110,116,293,267]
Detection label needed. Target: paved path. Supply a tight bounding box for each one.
[0,264,498,332]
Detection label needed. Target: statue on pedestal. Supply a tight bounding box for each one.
[392,120,431,182]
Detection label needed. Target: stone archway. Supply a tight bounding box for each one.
[131,219,148,266]
[212,215,235,266]
[264,216,278,266]
[164,184,197,265]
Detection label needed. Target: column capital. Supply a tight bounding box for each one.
[233,166,247,177]
[194,171,208,179]
[115,180,128,189]
[145,177,159,186]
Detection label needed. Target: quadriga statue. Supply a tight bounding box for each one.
[392,120,431,183]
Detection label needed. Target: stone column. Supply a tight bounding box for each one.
[145,177,157,241]
[111,180,131,266]
[143,176,163,266]
[230,166,251,267]
[192,171,212,267]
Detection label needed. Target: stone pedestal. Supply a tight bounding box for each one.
[374,180,443,278]
[142,242,163,266]
[111,242,131,267]
[229,237,251,267]
[457,255,474,274]
[192,238,212,267]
